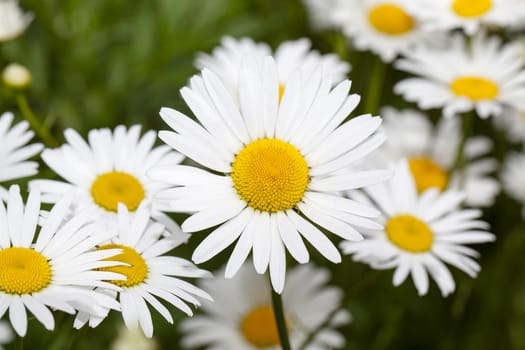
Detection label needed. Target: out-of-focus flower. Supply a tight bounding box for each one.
[0,111,42,200]
[409,0,525,35]
[195,36,350,100]
[0,0,32,42]
[0,322,13,350]
[501,152,525,217]
[111,325,158,350]
[395,32,525,118]
[2,63,31,89]
[180,263,350,350]
[342,160,495,297]
[0,186,124,336]
[302,0,340,30]
[493,107,525,143]
[30,125,187,236]
[153,55,390,293]
[74,205,211,338]
[373,107,499,207]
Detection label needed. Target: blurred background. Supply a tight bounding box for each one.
[1,1,523,349]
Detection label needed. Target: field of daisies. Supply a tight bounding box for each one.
[1,0,525,349]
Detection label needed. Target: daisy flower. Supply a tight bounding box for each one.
[0,112,43,200]
[501,152,525,217]
[30,125,186,234]
[74,205,212,338]
[374,107,499,207]
[342,160,495,297]
[180,263,350,350]
[302,0,340,30]
[325,0,439,62]
[0,185,124,336]
[0,0,32,42]
[493,106,525,143]
[410,0,525,35]
[195,36,350,100]
[394,31,525,118]
[153,55,390,293]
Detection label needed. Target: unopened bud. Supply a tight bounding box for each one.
[2,63,31,89]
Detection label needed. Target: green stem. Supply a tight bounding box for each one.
[15,94,59,147]
[17,335,24,350]
[449,112,474,178]
[271,288,292,350]
[364,55,386,115]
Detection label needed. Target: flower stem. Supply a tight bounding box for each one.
[271,288,292,350]
[364,55,386,115]
[15,94,59,147]
[449,112,474,177]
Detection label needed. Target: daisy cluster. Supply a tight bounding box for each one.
[0,0,524,349]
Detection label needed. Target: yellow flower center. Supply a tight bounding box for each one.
[278,84,285,104]
[451,0,492,18]
[368,4,414,35]
[408,157,448,193]
[231,138,309,213]
[450,76,499,101]
[386,215,433,253]
[0,247,52,295]
[98,244,148,288]
[240,305,281,348]
[90,171,145,212]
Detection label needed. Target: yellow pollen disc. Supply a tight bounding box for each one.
[451,0,492,18]
[278,84,285,104]
[408,157,449,193]
[386,215,433,253]
[91,171,145,212]
[240,305,281,348]
[0,247,51,295]
[450,76,499,101]
[368,4,414,35]
[231,138,309,213]
[98,244,148,287]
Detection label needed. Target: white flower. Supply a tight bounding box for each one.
[373,107,500,207]
[395,32,525,118]
[501,152,525,217]
[302,0,341,30]
[327,0,440,62]
[342,160,495,297]
[30,125,186,235]
[111,325,158,350]
[195,36,350,99]
[0,112,42,200]
[0,185,124,336]
[152,55,390,293]
[0,0,32,42]
[180,263,350,350]
[2,63,31,89]
[492,106,525,143]
[410,0,525,35]
[74,205,212,338]
[0,322,13,350]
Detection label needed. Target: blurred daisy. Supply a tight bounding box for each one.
[501,152,525,217]
[180,263,350,350]
[111,325,158,350]
[74,205,212,338]
[326,0,438,62]
[395,32,525,118]
[0,0,32,42]
[410,0,525,35]
[153,56,389,292]
[0,112,43,200]
[493,107,525,143]
[195,36,350,100]
[0,322,13,350]
[30,125,186,234]
[375,107,499,207]
[302,0,340,30]
[342,160,495,297]
[0,185,123,336]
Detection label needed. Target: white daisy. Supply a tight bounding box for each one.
[74,205,212,338]
[30,125,186,235]
[501,152,525,217]
[0,185,124,336]
[152,55,390,293]
[342,160,495,297]
[302,0,341,30]
[410,0,525,35]
[0,0,32,42]
[326,0,439,62]
[0,112,43,200]
[195,36,350,100]
[493,106,525,143]
[394,31,525,118]
[374,107,500,207]
[180,262,350,350]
